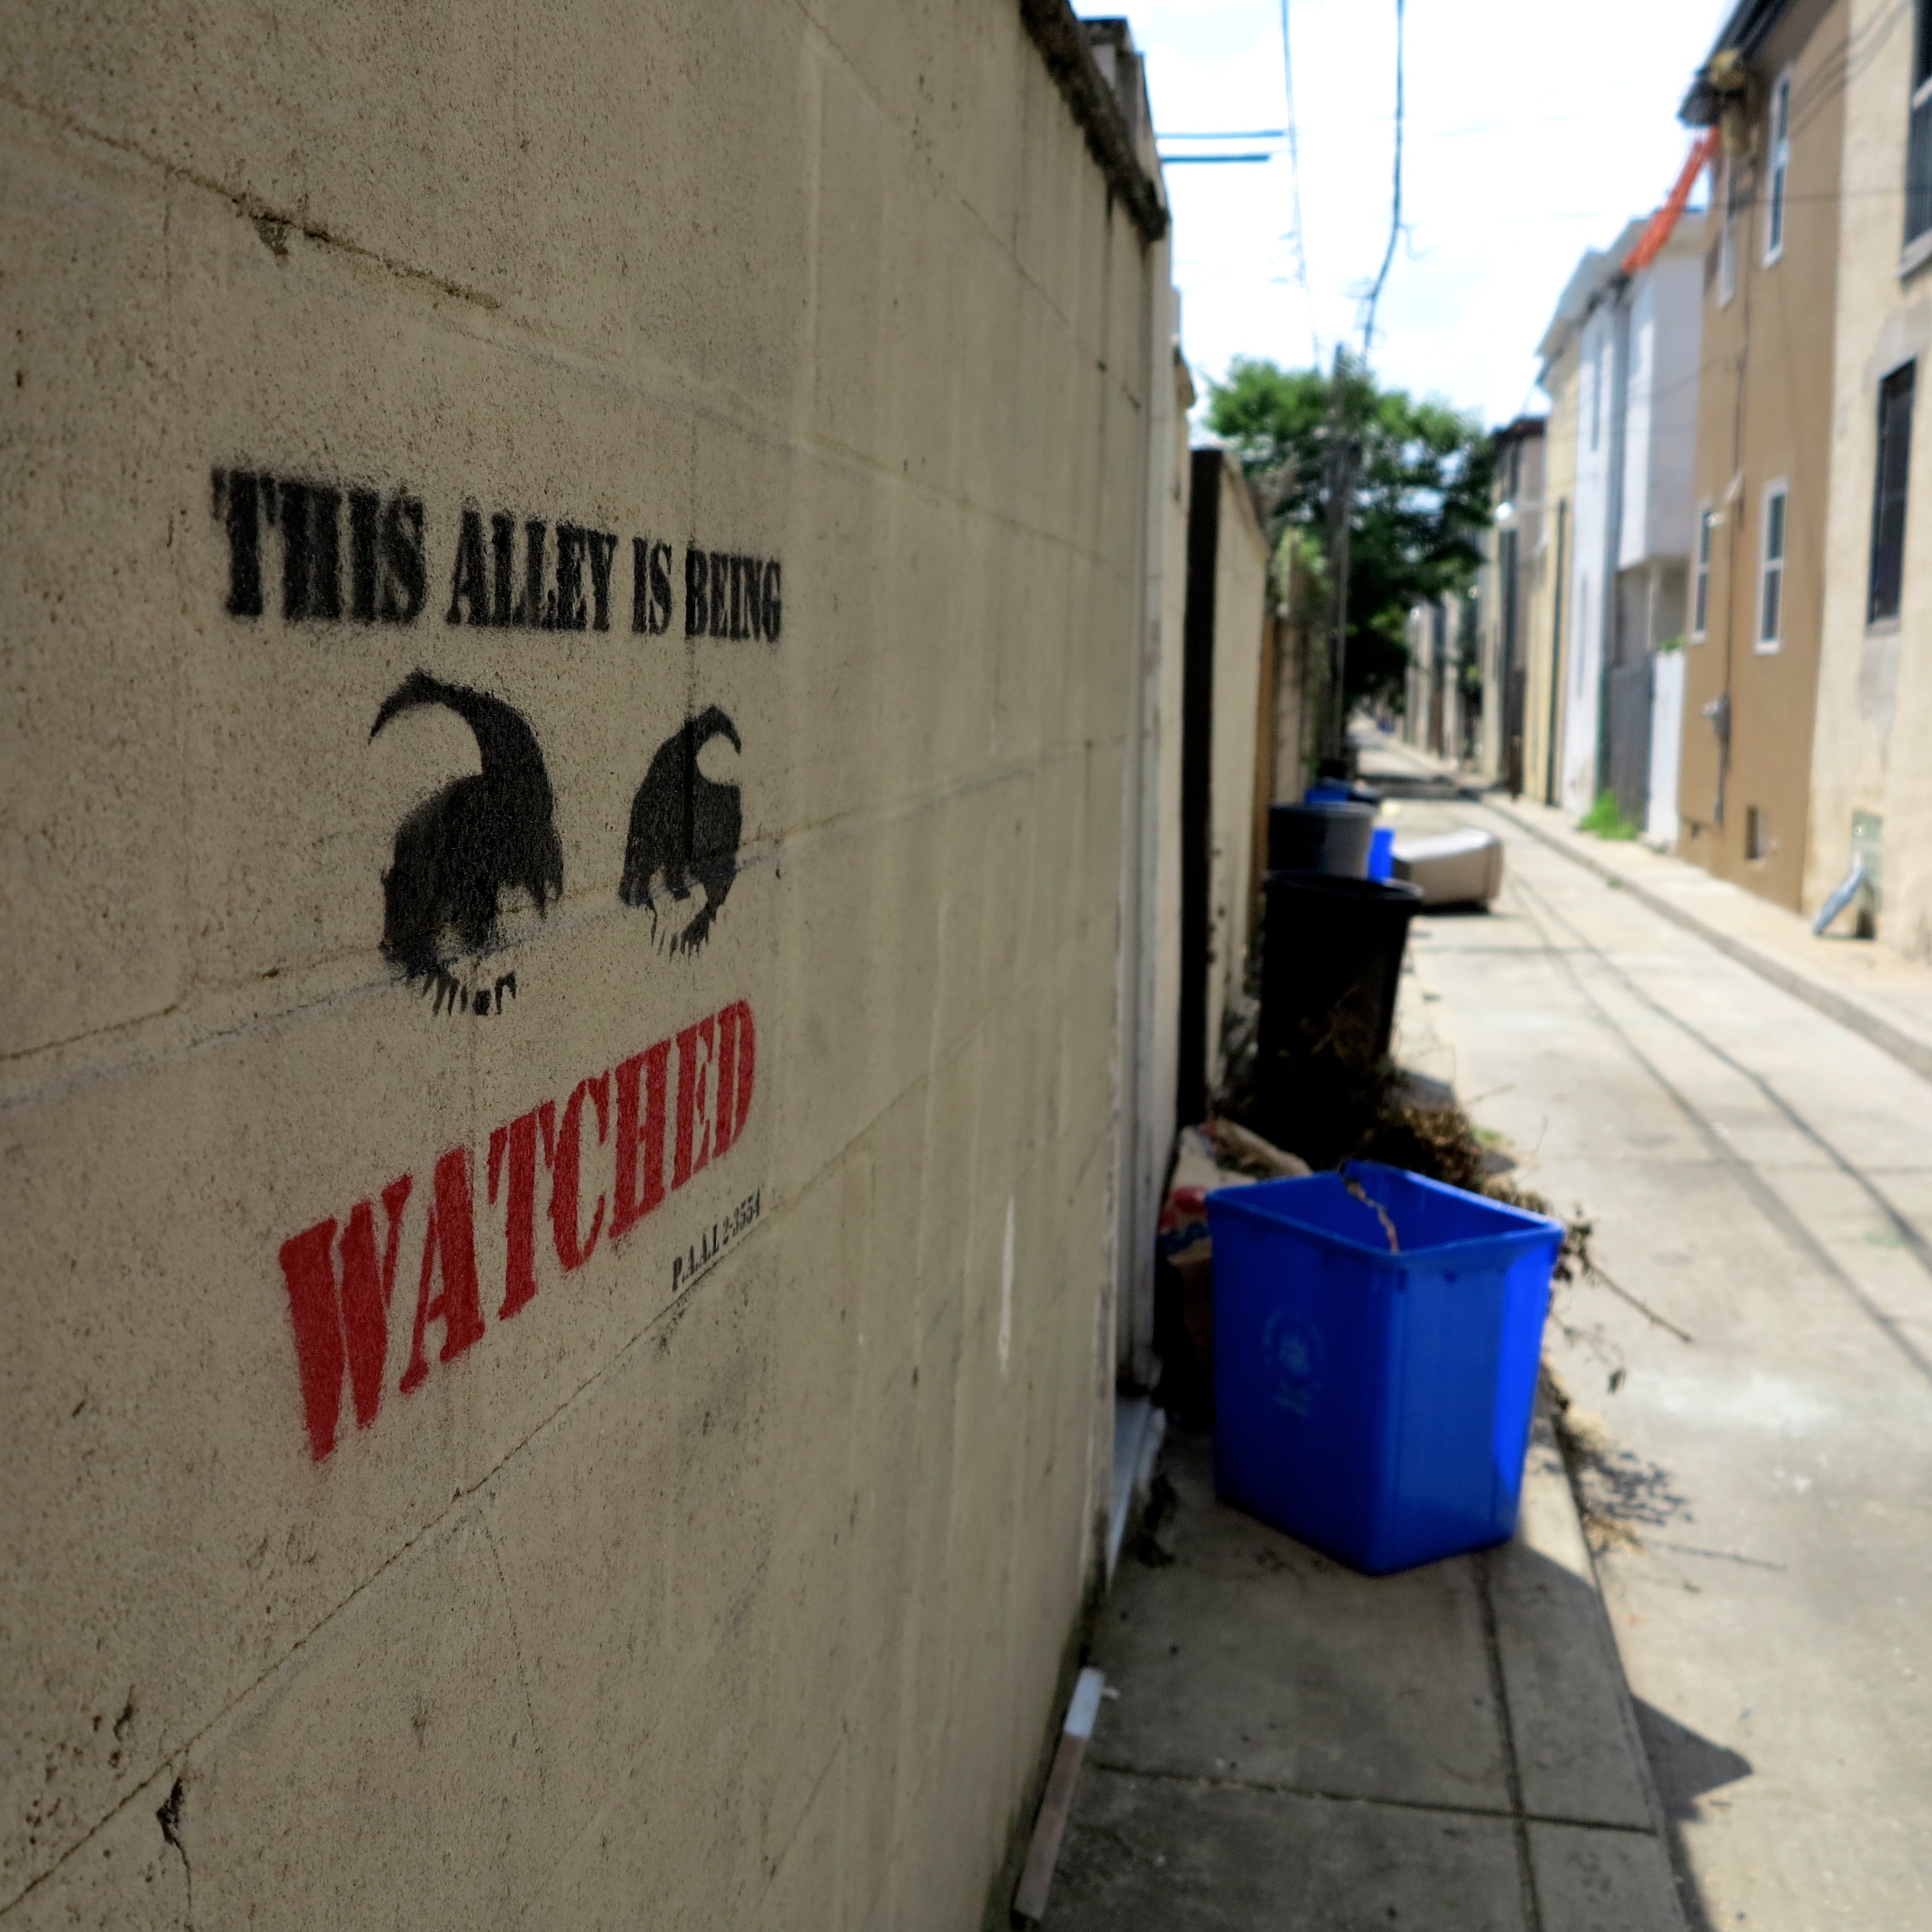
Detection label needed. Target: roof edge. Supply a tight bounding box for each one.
[1017,3,1169,244]
[1680,0,1791,122]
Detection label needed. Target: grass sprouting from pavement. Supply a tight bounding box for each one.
[1579,790,1640,841]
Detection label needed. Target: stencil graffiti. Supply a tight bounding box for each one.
[210,466,780,644]
[371,671,564,1010]
[212,470,429,624]
[277,999,757,1459]
[445,509,620,632]
[210,466,777,1008]
[620,707,743,956]
[684,550,782,640]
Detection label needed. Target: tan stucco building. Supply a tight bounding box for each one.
[1678,0,1849,907]
[1803,0,1932,951]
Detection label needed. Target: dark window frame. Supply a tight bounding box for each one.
[1757,481,1788,652]
[1745,805,1769,863]
[1764,70,1792,262]
[1870,360,1916,624]
[1908,0,1932,246]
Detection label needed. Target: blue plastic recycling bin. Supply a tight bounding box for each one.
[1368,823,1396,881]
[1206,1163,1563,1575]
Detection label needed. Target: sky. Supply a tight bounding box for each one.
[1076,0,1731,429]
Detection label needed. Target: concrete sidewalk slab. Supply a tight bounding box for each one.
[1046,1425,1682,1929]
[1054,1767,1529,1931]
[1089,1482,1509,1811]
[1489,1429,1656,1833]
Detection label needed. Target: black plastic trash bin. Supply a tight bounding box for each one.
[1258,871,1424,1074]
[1267,801,1376,878]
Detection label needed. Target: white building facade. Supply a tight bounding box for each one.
[1545,214,1705,829]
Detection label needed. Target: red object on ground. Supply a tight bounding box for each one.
[1161,1183,1210,1235]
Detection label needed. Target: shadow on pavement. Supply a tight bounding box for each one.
[1044,1426,1714,1930]
[1631,1699,1754,1932]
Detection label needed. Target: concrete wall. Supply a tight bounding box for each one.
[1805,0,1932,953]
[1400,595,1470,764]
[1400,602,1437,756]
[1174,445,1264,1123]
[1474,422,1544,793]
[1677,0,1847,906]
[1116,338,1192,1382]
[1202,457,1268,1096]
[1269,548,1322,806]
[0,4,1173,1926]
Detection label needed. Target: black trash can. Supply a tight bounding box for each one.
[1258,870,1424,1079]
[1268,801,1376,878]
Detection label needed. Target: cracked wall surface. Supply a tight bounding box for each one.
[0,3,1158,1923]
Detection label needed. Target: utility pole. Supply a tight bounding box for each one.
[1324,344,1358,768]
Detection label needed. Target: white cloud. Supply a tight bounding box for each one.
[1080,0,1728,424]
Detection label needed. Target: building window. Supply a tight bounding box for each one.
[1910,0,1932,247]
[1693,503,1714,637]
[1870,362,1916,623]
[1764,71,1792,262]
[1757,482,1788,652]
[1746,806,1769,862]
[1718,158,1737,304]
[1590,336,1603,452]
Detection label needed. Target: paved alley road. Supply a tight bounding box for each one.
[1402,796,1932,1930]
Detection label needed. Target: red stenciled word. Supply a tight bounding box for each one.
[276,998,756,1460]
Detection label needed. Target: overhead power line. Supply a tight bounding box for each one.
[1358,0,1406,358]
[1280,0,1319,365]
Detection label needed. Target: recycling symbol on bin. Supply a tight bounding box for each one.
[1262,1308,1327,1416]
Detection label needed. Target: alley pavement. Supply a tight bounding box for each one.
[1045,788,1687,1930]
[1048,748,1932,1930]
[1376,750,1932,1927]
[1049,1419,1681,1931]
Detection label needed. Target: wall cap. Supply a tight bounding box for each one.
[1017,2,1169,244]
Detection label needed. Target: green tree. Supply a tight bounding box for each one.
[1205,356,1493,713]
